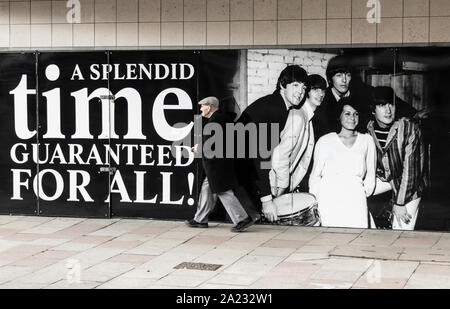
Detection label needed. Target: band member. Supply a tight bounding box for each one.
[186,97,254,233]
[236,65,308,222]
[269,74,327,197]
[367,88,427,230]
[314,55,371,138]
[309,97,376,228]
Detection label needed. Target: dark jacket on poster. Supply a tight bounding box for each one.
[313,86,372,139]
[312,87,340,139]
[367,117,427,206]
[236,90,289,200]
[201,109,239,193]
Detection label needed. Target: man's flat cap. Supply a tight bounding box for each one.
[198,96,219,108]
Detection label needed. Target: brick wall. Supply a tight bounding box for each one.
[246,49,335,106]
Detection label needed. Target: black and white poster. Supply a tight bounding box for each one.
[0,48,449,232]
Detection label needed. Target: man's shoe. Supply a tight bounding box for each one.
[185,219,208,228]
[231,216,254,232]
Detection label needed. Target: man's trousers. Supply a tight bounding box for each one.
[194,178,248,224]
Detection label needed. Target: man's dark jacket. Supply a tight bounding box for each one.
[235,91,289,199]
[202,109,239,193]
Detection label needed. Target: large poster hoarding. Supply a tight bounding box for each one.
[0,48,449,232]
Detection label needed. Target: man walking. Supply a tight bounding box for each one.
[186,97,254,232]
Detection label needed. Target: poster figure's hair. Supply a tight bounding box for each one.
[306,74,327,96]
[370,86,397,112]
[276,65,308,91]
[326,55,352,85]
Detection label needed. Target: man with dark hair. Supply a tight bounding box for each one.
[372,86,418,119]
[270,74,327,197]
[314,55,371,138]
[367,87,427,230]
[236,65,308,222]
[186,97,254,232]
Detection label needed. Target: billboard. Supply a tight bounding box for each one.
[0,48,449,232]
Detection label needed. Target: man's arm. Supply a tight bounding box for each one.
[396,121,422,206]
[364,135,377,197]
[270,111,304,191]
[309,137,327,199]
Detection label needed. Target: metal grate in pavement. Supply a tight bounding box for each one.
[174,262,222,271]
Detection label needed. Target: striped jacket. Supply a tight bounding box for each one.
[367,118,426,206]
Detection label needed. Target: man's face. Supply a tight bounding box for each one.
[282,81,306,107]
[308,87,326,108]
[200,104,211,118]
[373,103,396,128]
[331,71,351,95]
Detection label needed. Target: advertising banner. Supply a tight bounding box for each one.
[0,53,37,215]
[0,48,449,232]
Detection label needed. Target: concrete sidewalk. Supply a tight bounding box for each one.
[0,215,449,289]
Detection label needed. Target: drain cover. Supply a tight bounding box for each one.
[174,262,222,271]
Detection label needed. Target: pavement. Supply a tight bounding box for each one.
[0,215,449,289]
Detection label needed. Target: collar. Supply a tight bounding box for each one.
[273,90,290,111]
[367,119,401,149]
[302,100,315,121]
[331,87,350,102]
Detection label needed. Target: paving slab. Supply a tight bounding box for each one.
[193,248,252,267]
[307,232,360,246]
[126,238,187,255]
[249,246,296,257]
[95,277,157,289]
[81,262,136,282]
[156,273,211,288]
[392,233,441,248]
[405,273,450,289]
[222,255,285,277]
[0,281,49,289]
[106,253,156,264]
[207,273,261,286]
[0,215,449,289]
[285,252,330,261]
[301,279,353,289]
[254,261,323,285]
[0,266,34,284]
[45,279,103,289]
[350,230,401,246]
[330,245,403,260]
[1,233,44,242]
[399,247,450,262]
[273,229,322,242]
[197,283,250,289]
[14,261,68,285]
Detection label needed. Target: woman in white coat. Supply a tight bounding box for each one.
[309,97,376,228]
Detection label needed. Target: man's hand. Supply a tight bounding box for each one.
[191,144,198,153]
[392,204,412,228]
[271,186,285,197]
[262,200,278,222]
